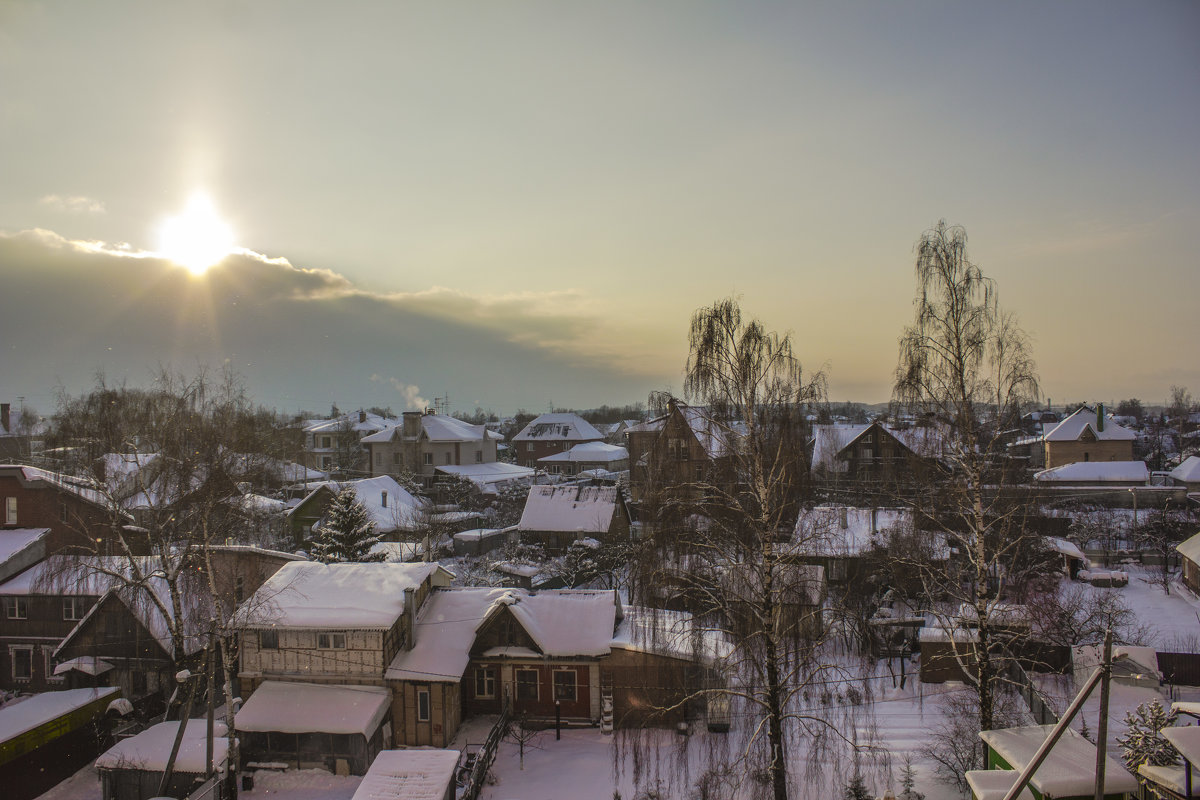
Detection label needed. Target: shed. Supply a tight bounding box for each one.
[978,724,1138,800]
[95,720,230,800]
[351,749,459,800]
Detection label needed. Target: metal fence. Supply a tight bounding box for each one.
[1006,659,1059,726]
[460,707,511,800]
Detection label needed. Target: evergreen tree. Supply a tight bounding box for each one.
[1116,699,1180,772]
[843,773,872,800]
[898,754,924,800]
[310,487,386,563]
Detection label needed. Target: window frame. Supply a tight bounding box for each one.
[423,452,433,466]
[45,650,63,683]
[63,597,84,621]
[553,669,577,702]
[259,629,279,650]
[10,645,33,681]
[4,596,28,620]
[515,668,539,702]
[474,666,496,699]
[317,631,347,649]
[416,687,431,722]
[4,497,16,525]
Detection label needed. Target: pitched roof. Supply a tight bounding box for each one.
[512,413,603,443]
[792,506,913,557]
[1170,455,1200,483]
[238,561,450,630]
[517,484,620,533]
[1043,407,1136,442]
[1178,531,1200,564]
[235,681,391,738]
[360,414,488,444]
[96,720,230,774]
[385,587,621,682]
[292,475,427,532]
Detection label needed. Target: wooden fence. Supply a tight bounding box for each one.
[460,706,511,800]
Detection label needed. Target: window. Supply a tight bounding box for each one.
[60,503,69,523]
[45,651,63,682]
[475,451,483,463]
[516,669,539,701]
[63,597,84,621]
[375,452,383,466]
[235,576,245,604]
[526,443,534,452]
[4,497,15,525]
[416,688,431,721]
[10,646,33,681]
[553,670,577,702]
[319,456,332,470]
[393,452,401,465]
[259,630,279,650]
[4,597,27,619]
[319,435,332,449]
[444,452,451,464]
[474,666,496,698]
[423,453,433,466]
[318,632,346,649]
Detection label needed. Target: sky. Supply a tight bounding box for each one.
[1,1,1198,416]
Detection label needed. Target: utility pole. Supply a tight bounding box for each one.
[206,640,215,779]
[1093,629,1113,800]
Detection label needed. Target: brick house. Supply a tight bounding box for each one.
[0,465,124,556]
[511,413,604,468]
[625,400,738,504]
[361,412,497,483]
[1042,405,1135,468]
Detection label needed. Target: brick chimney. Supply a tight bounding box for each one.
[402,411,421,438]
[1096,403,1105,433]
[359,410,367,424]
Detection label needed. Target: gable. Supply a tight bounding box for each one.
[1077,426,1097,443]
[56,591,172,662]
[471,605,542,656]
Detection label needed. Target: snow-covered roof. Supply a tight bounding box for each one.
[295,475,428,532]
[0,687,118,744]
[810,422,942,473]
[1046,537,1087,562]
[512,413,603,443]
[537,442,628,464]
[1170,455,1200,483]
[1178,531,1200,564]
[0,528,48,568]
[1162,725,1200,766]
[235,681,391,738]
[0,555,150,596]
[386,587,620,682]
[792,506,912,557]
[978,725,1138,796]
[435,462,535,489]
[453,528,505,542]
[238,561,451,630]
[305,412,397,436]
[0,464,108,507]
[1139,762,1200,796]
[517,484,619,533]
[1043,407,1136,442]
[96,720,230,774]
[610,606,732,666]
[964,770,1035,800]
[54,656,114,676]
[352,749,460,800]
[1034,460,1148,483]
[361,414,488,445]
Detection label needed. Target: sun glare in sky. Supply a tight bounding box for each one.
[157,192,234,275]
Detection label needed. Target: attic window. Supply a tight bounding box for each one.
[318,632,346,649]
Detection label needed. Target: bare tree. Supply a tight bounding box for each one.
[893,221,1042,735]
[630,299,863,800]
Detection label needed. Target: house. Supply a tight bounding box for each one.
[1179,531,1200,595]
[433,463,535,495]
[787,506,918,584]
[1043,405,1135,468]
[350,749,460,800]
[1169,456,1200,491]
[235,681,393,775]
[95,720,230,800]
[625,400,741,518]
[302,411,398,473]
[970,724,1138,800]
[1138,725,1200,800]
[1034,460,1149,486]
[362,412,498,483]
[0,464,123,556]
[0,556,131,692]
[385,587,621,746]
[537,442,629,476]
[286,475,427,547]
[515,484,630,552]
[511,413,604,467]
[809,422,943,487]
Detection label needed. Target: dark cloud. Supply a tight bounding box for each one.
[0,230,663,412]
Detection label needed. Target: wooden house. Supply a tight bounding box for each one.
[515,484,629,553]
[1042,405,1135,469]
[1179,530,1200,596]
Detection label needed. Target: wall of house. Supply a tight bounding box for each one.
[1183,556,1199,596]
[390,680,460,747]
[1044,439,1133,469]
[240,627,390,683]
[0,473,118,555]
[604,648,700,727]
[0,593,96,691]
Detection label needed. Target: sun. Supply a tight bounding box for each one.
[157,192,235,275]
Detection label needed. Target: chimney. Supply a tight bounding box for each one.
[359,410,367,424]
[403,587,416,650]
[402,411,421,438]
[871,507,878,535]
[0,404,8,433]
[839,507,848,530]
[1096,403,1105,432]
[381,490,388,509]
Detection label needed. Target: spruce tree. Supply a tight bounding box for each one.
[310,487,386,563]
[1116,699,1180,772]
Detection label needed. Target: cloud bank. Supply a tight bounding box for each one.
[0,230,667,413]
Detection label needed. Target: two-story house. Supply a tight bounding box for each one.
[301,411,397,473]
[0,465,123,556]
[286,475,428,547]
[511,413,604,468]
[234,561,454,772]
[361,412,497,483]
[1042,405,1135,468]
